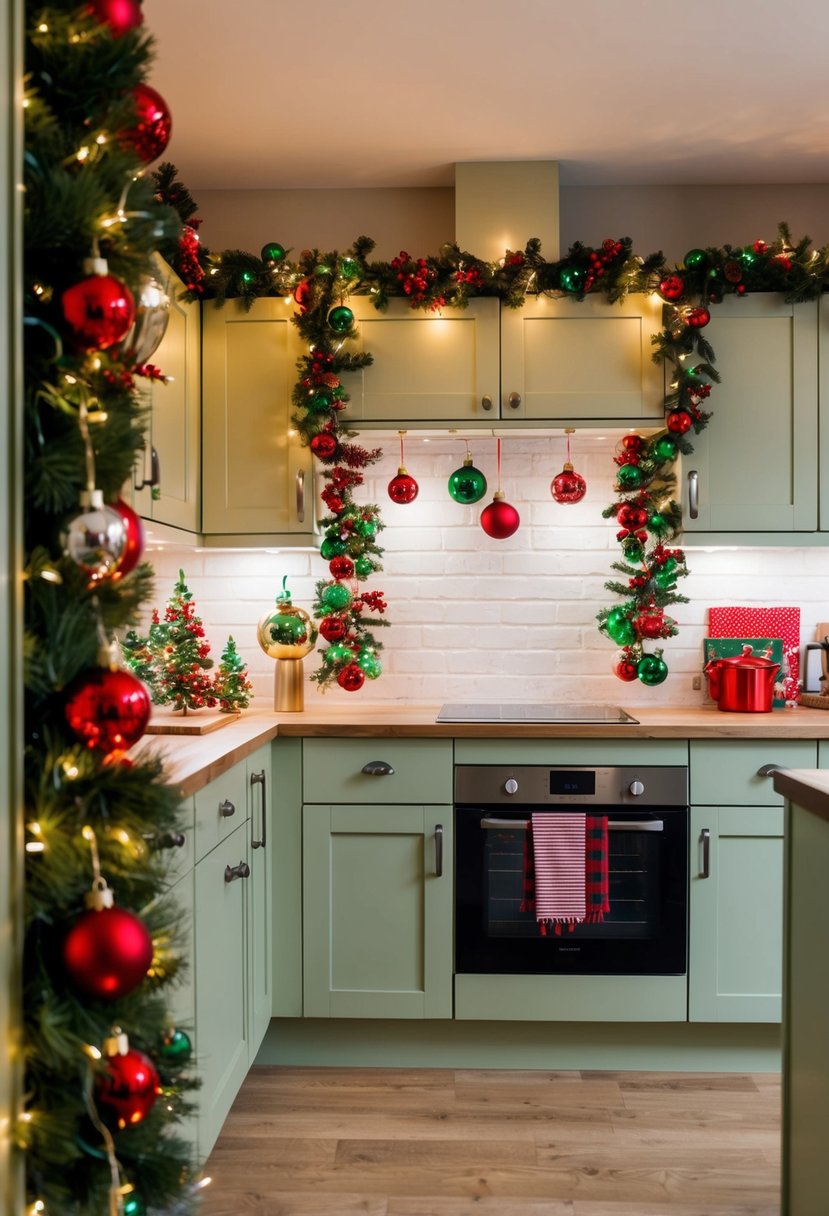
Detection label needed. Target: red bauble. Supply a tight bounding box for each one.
[387,469,419,505]
[666,410,693,435]
[63,906,153,1000]
[616,503,649,530]
[62,272,135,352]
[620,433,645,453]
[614,657,639,682]
[319,615,347,643]
[96,1047,161,1129]
[87,0,143,34]
[121,83,172,164]
[110,497,144,578]
[64,667,151,754]
[310,432,338,461]
[636,609,665,639]
[551,468,587,504]
[480,495,520,539]
[337,662,366,692]
[658,274,685,302]
[329,556,354,579]
[293,279,313,314]
[686,306,711,329]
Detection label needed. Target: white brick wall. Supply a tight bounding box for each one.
[142,433,829,710]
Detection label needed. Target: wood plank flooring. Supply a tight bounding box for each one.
[200,1066,781,1216]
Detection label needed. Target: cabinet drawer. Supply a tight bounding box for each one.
[194,760,248,862]
[690,740,818,806]
[303,739,453,804]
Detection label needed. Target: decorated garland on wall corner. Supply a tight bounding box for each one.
[154,166,829,691]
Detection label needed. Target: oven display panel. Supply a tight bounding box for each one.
[549,769,596,797]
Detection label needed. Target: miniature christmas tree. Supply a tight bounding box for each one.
[124,569,217,713]
[213,635,254,712]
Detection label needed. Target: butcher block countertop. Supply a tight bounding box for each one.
[135,703,829,797]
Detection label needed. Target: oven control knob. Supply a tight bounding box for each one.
[504,778,519,796]
[628,779,645,797]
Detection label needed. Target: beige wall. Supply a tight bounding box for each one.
[195,181,829,264]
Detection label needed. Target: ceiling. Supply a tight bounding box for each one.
[142,0,829,192]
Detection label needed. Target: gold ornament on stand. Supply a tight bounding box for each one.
[256,576,318,712]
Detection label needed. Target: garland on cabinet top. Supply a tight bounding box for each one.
[156,167,829,691]
[22,6,207,1216]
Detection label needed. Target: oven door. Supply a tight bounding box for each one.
[455,805,688,976]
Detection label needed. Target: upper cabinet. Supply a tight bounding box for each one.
[680,295,819,537]
[201,298,315,545]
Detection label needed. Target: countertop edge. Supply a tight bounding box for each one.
[774,769,829,823]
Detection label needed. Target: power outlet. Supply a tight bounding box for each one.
[692,675,702,691]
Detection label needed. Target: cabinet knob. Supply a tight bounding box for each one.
[508,392,522,410]
[168,831,186,849]
[481,395,493,411]
[628,779,645,797]
[757,763,785,777]
[219,799,236,818]
[224,861,250,883]
[504,778,519,795]
[687,469,699,520]
[361,760,395,776]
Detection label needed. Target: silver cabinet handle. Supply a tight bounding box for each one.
[224,861,250,883]
[219,799,236,818]
[361,760,395,776]
[508,392,522,410]
[296,468,305,523]
[134,442,160,491]
[250,769,267,850]
[699,828,710,879]
[688,469,699,519]
[435,823,444,877]
[757,763,785,777]
[481,395,493,411]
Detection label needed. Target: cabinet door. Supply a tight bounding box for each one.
[681,295,818,534]
[201,297,314,540]
[689,805,783,1022]
[338,297,500,424]
[303,803,453,1018]
[194,823,250,1158]
[246,745,272,1058]
[500,293,665,421]
[163,870,198,1157]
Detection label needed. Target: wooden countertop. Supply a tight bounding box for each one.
[134,702,829,797]
[774,768,829,823]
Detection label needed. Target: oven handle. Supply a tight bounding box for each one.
[479,816,664,832]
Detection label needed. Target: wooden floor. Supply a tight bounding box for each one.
[200,1066,781,1216]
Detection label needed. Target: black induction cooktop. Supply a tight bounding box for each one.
[435,703,639,724]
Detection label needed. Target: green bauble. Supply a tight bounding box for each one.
[621,536,645,563]
[740,247,757,268]
[320,535,347,560]
[328,305,355,334]
[357,649,382,680]
[320,582,353,612]
[606,606,635,646]
[637,651,669,686]
[356,517,377,539]
[648,511,669,536]
[159,1027,192,1064]
[338,257,359,280]
[322,643,352,665]
[448,458,487,505]
[261,242,286,264]
[684,248,707,269]
[654,565,677,590]
[354,556,373,578]
[651,434,678,462]
[559,265,585,294]
[123,1196,147,1216]
[310,389,333,411]
[616,463,645,490]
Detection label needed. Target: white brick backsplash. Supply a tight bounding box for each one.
[139,433,829,710]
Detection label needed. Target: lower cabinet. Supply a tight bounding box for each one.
[689,805,784,1022]
[302,803,453,1018]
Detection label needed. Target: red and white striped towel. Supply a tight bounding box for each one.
[531,811,586,930]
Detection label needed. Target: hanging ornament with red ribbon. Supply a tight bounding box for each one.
[95,1027,161,1129]
[480,438,520,539]
[551,428,587,504]
[387,430,419,504]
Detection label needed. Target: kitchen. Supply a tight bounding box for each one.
[8,1,829,1215]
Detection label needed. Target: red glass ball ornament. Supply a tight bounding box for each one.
[62,273,135,352]
[96,1047,161,1128]
[64,667,151,755]
[614,657,639,682]
[328,556,354,580]
[616,503,649,530]
[388,469,419,505]
[110,498,144,578]
[310,432,338,461]
[293,279,313,314]
[121,83,172,164]
[686,306,711,329]
[337,662,366,693]
[480,494,520,539]
[319,615,347,643]
[666,410,693,435]
[635,609,665,639]
[62,906,153,1000]
[620,433,645,453]
[87,0,143,34]
[658,274,685,302]
[551,467,587,504]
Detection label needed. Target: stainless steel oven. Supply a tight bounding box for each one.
[455,764,688,976]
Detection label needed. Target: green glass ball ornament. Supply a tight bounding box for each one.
[357,649,382,680]
[320,582,353,612]
[605,606,636,647]
[654,566,677,590]
[684,248,707,270]
[159,1027,192,1064]
[322,643,352,666]
[448,456,487,505]
[616,463,646,490]
[261,242,286,264]
[637,651,669,686]
[648,511,670,536]
[310,389,333,412]
[339,257,359,280]
[740,247,758,268]
[328,305,355,334]
[559,265,585,294]
[320,535,347,560]
[354,556,373,578]
[240,270,256,286]
[123,1195,147,1216]
[651,434,678,462]
[356,517,377,539]
[621,535,645,563]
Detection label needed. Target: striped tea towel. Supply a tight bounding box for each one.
[585,815,610,924]
[530,811,586,934]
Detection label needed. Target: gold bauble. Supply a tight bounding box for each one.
[257,580,317,660]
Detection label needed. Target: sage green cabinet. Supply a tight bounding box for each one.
[201,297,315,544]
[246,744,273,1051]
[680,295,819,536]
[302,737,453,805]
[302,803,453,1018]
[689,739,818,807]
